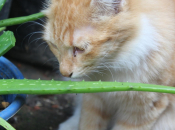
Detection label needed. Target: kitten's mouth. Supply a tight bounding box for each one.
[69,73,73,77]
[69,65,94,79]
[61,72,73,78]
[70,73,80,78]
[70,71,86,79]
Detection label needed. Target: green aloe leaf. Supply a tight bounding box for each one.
[0,117,16,130]
[0,79,175,95]
[0,27,6,32]
[0,31,15,57]
[0,12,45,27]
[0,0,6,11]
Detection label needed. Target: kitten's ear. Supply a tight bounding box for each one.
[91,0,127,15]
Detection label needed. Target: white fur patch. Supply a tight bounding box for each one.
[95,0,124,7]
[90,0,123,10]
[58,110,80,130]
[58,95,82,130]
[101,0,120,4]
[97,15,161,83]
[115,15,160,71]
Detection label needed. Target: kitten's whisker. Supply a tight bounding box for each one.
[28,32,43,44]
[18,21,49,34]
[101,63,114,81]
[52,66,59,71]
[88,72,97,81]
[27,21,46,29]
[83,74,92,80]
[36,41,47,49]
[91,68,105,75]
[29,37,42,45]
[42,1,50,9]
[78,67,96,80]
[16,23,37,36]
[98,64,124,70]
[78,68,87,75]
[103,62,115,68]
[38,18,47,24]
[41,57,58,66]
[22,31,43,45]
[25,23,38,29]
[44,45,49,52]
[85,66,105,79]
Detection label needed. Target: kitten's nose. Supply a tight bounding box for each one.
[59,62,73,78]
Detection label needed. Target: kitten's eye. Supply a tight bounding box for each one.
[73,47,84,57]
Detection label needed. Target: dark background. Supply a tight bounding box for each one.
[6,0,55,68]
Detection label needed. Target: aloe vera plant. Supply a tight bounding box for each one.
[0,0,6,11]
[0,31,15,56]
[0,117,15,130]
[0,79,175,95]
[0,12,45,27]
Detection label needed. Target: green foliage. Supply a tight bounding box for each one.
[0,1,16,129]
[0,27,6,31]
[0,31,15,57]
[0,117,16,130]
[0,0,6,11]
[0,79,175,95]
[0,12,45,27]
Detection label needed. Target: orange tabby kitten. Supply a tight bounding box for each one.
[43,0,175,129]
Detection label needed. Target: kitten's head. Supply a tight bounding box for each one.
[43,0,138,78]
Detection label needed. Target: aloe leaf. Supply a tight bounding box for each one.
[0,12,45,27]
[0,117,16,130]
[0,27,6,32]
[0,31,15,57]
[0,0,6,11]
[0,79,175,95]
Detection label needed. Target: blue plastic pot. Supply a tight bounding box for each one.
[0,56,26,120]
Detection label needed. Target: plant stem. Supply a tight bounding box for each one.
[0,12,45,27]
[0,0,6,11]
[0,117,16,130]
[0,79,175,95]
